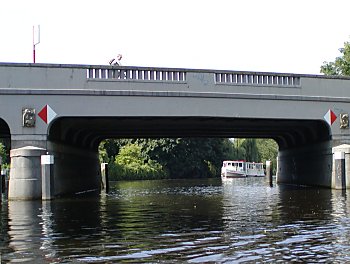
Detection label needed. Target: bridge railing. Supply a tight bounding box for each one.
[214,72,300,87]
[87,65,300,87]
[87,67,187,82]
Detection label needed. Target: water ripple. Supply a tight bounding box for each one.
[1,178,350,263]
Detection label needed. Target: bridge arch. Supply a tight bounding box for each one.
[3,115,334,200]
[45,116,333,196]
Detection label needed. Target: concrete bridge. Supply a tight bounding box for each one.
[1,62,350,200]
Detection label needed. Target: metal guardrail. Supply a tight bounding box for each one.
[215,72,300,86]
[87,67,187,82]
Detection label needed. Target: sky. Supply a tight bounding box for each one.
[1,0,349,74]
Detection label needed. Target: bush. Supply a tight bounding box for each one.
[109,144,167,181]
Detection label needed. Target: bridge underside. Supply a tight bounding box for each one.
[48,116,331,151]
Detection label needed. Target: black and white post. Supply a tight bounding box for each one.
[41,154,54,200]
[334,151,346,190]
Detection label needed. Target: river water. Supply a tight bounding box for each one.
[0,177,350,263]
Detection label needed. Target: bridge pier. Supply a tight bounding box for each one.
[277,141,350,189]
[8,141,101,200]
[277,141,333,188]
[48,142,101,197]
[9,146,47,200]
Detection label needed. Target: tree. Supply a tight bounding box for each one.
[240,138,260,162]
[256,139,278,174]
[141,138,230,178]
[0,139,10,168]
[0,142,6,164]
[111,143,165,180]
[321,41,350,76]
[98,141,109,163]
[101,138,233,179]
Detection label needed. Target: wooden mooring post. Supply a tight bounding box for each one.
[266,160,273,187]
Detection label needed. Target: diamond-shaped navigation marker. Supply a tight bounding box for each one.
[324,109,337,126]
[38,105,57,124]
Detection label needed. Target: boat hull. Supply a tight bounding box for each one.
[221,170,246,178]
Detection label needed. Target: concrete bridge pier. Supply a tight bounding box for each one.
[277,141,350,189]
[8,140,102,200]
[9,146,47,200]
[277,141,333,188]
[48,141,101,197]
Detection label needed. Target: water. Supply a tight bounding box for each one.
[1,177,350,263]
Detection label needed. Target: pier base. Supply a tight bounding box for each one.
[8,146,46,200]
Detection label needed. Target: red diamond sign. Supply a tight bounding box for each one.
[38,105,57,124]
[324,109,337,126]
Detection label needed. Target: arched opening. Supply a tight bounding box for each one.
[46,116,332,195]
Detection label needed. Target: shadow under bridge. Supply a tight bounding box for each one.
[48,116,331,150]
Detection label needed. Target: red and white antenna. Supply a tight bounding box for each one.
[33,25,40,63]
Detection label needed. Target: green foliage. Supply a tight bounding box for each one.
[223,139,237,159]
[228,138,260,162]
[0,143,6,163]
[99,137,279,180]
[102,139,125,161]
[110,143,166,181]
[99,139,134,164]
[0,139,10,169]
[142,138,229,178]
[240,139,260,162]
[321,41,350,76]
[256,139,278,174]
[98,141,109,163]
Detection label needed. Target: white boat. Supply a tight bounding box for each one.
[245,161,265,177]
[221,160,246,178]
[221,160,265,178]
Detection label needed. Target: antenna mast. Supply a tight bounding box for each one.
[33,25,40,63]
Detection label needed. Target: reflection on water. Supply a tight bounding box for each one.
[0,178,350,263]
